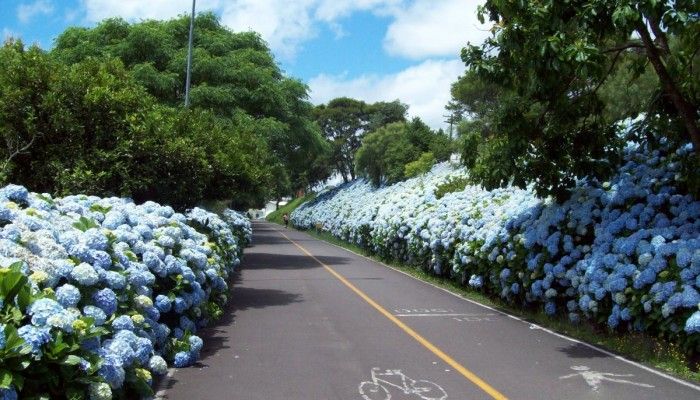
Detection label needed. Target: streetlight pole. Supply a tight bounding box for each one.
[184,0,196,108]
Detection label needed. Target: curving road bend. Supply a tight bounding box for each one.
[156,221,700,400]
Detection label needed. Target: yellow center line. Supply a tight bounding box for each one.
[276,228,508,400]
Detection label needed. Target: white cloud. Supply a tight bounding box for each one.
[17,0,55,24]
[384,0,491,59]
[308,59,464,130]
[81,0,221,23]
[314,0,402,22]
[218,0,401,59]
[78,0,489,60]
[219,0,317,60]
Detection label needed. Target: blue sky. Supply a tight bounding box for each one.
[1,0,490,128]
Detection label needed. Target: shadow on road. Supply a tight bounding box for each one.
[249,233,289,245]
[557,342,609,359]
[229,286,303,311]
[243,253,352,270]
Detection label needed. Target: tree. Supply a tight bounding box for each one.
[314,98,408,182]
[355,119,452,186]
[461,0,699,198]
[0,40,54,182]
[52,13,329,195]
[0,40,279,209]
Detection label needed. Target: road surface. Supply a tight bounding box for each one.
[156,221,700,400]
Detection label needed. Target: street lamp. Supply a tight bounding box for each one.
[184,0,196,107]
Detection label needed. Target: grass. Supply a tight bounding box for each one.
[265,193,316,225]
[272,221,700,384]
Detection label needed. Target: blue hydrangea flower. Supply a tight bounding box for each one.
[28,298,64,326]
[685,311,700,334]
[173,351,192,367]
[544,302,556,316]
[83,305,107,326]
[468,275,483,288]
[17,325,51,355]
[155,295,172,313]
[0,324,5,350]
[189,335,203,353]
[93,288,118,316]
[112,315,135,331]
[56,284,81,307]
[104,338,136,365]
[103,271,126,290]
[98,353,125,389]
[0,387,18,400]
[149,355,168,375]
[71,263,99,286]
[82,228,109,250]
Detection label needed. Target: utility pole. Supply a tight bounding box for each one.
[443,113,454,139]
[184,0,196,108]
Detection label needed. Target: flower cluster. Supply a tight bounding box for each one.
[0,186,251,398]
[292,139,700,348]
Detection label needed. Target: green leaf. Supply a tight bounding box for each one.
[67,387,86,400]
[0,265,29,302]
[89,204,112,214]
[72,216,100,232]
[0,370,12,389]
[62,355,83,366]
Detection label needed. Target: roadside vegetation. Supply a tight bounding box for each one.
[266,193,316,225]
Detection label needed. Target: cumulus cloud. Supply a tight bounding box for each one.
[314,0,402,21]
[81,0,221,23]
[218,0,317,60]
[308,59,464,129]
[218,0,402,59]
[384,0,491,59]
[17,0,55,24]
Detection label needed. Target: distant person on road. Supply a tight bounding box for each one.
[283,213,289,228]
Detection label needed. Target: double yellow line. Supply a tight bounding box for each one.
[277,229,508,400]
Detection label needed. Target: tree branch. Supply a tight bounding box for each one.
[602,42,644,53]
[636,21,700,151]
[2,132,37,176]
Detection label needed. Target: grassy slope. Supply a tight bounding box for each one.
[269,212,700,383]
[266,194,316,224]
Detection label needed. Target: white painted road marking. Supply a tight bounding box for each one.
[452,316,496,322]
[359,368,448,400]
[394,308,455,314]
[395,313,496,317]
[559,366,654,391]
[319,240,700,393]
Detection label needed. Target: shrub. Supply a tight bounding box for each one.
[0,184,251,398]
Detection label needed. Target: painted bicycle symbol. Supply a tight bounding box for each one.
[358,368,447,400]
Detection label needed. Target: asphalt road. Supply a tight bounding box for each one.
[157,221,700,400]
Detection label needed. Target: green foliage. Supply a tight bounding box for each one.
[434,175,470,199]
[266,193,316,225]
[0,263,107,398]
[72,216,100,232]
[313,97,408,182]
[355,123,417,186]
[458,0,699,199]
[404,152,436,179]
[52,13,328,194]
[0,13,333,208]
[355,120,450,186]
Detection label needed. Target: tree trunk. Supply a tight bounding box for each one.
[636,22,700,152]
[647,15,670,56]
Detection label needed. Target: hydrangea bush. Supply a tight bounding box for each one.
[0,186,250,399]
[292,140,700,353]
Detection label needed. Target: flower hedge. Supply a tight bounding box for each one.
[0,186,250,399]
[292,140,700,353]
